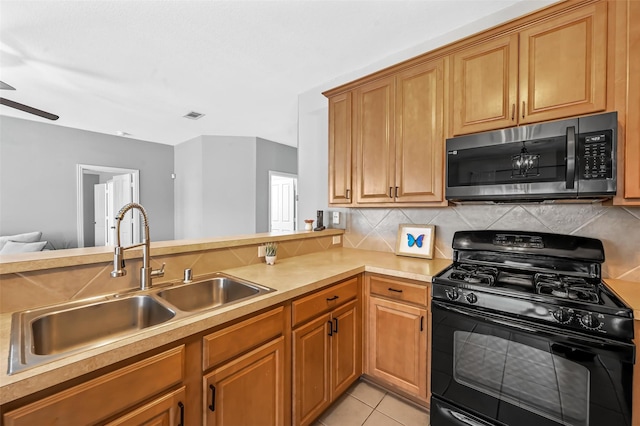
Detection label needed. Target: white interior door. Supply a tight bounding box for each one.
[270,174,296,232]
[94,183,107,246]
[108,174,135,246]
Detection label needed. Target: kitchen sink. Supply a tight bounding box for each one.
[9,295,176,374]
[30,295,176,356]
[8,274,274,374]
[156,276,274,312]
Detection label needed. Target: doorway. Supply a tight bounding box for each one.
[76,164,140,247]
[269,172,297,232]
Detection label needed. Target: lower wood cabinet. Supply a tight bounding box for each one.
[105,387,186,426]
[292,277,362,426]
[201,306,288,426]
[365,274,430,405]
[3,346,186,426]
[204,337,285,426]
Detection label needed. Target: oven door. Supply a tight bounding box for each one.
[431,300,634,426]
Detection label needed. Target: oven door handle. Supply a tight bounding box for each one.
[432,300,636,355]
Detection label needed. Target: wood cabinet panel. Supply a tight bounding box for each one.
[354,76,396,203]
[4,346,185,426]
[204,337,285,426]
[203,306,284,370]
[624,0,640,199]
[369,274,428,306]
[330,300,361,398]
[519,2,607,124]
[293,313,332,426]
[292,277,358,327]
[328,92,353,204]
[105,387,186,426]
[395,60,445,202]
[367,296,427,402]
[452,35,519,135]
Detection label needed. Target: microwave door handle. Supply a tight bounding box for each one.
[566,126,576,190]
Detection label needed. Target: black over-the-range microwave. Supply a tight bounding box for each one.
[445,111,618,202]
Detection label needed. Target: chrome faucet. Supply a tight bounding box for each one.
[110,202,164,290]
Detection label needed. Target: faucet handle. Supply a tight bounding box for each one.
[151,263,165,279]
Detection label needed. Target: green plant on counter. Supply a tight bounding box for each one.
[265,242,278,256]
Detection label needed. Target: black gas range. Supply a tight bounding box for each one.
[430,230,635,426]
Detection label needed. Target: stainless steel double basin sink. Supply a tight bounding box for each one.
[8,274,274,374]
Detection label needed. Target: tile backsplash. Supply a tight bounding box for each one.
[0,235,337,314]
[343,204,640,281]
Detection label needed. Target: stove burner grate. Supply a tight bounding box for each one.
[534,273,599,303]
[449,264,499,286]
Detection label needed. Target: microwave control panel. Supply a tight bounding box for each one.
[579,130,613,180]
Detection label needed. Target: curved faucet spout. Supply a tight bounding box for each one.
[110,202,164,290]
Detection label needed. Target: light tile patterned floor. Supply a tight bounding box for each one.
[313,380,431,426]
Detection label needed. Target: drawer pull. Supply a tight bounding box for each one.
[326,295,339,302]
[333,317,338,334]
[388,287,403,293]
[178,401,185,426]
[327,320,334,336]
[209,384,216,412]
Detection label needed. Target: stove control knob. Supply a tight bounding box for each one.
[552,309,572,324]
[579,313,601,330]
[445,288,460,301]
[465,293,478,304]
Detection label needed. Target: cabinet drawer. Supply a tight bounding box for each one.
[203,306,284,371]
[4,346,185,426]
[369,275,427,306]
[292,277,358,327]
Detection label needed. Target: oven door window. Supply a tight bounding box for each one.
[453,331,589,426]
[431,301,634,426]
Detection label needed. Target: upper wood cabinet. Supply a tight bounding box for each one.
[354,76,396,203]
[452,35,519,135]
[351,59,445,204]
[328,92,353,204]
[452,2,608,135]
[623,0,640,200]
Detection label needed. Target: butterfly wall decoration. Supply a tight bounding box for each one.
[395,224,435,259]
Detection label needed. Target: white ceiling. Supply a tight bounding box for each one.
[1,0,555,147]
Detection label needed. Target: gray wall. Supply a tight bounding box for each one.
[174,136,204,239]
[255,138,298,233]
[174,136,258,239]
[174,136,297,238]
[202,136,257,237]
[0,116,175,248]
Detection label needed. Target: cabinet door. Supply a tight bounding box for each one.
[328,92,353,204]
[367,296,427,402]
[625,0,640,199]
[451,34,519,135]
[204,337,285,426]
[330,299,362,398]
[354,76,396,203]
[519,2,607,124]
[293,313,332,426]
[395,59,445,202]
[105,387,186,426]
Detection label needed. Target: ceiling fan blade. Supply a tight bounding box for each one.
[0,97,59,120]
[0,81,16,90]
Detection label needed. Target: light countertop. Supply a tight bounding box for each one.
[0,247,450,405]
[1,247,636,406]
